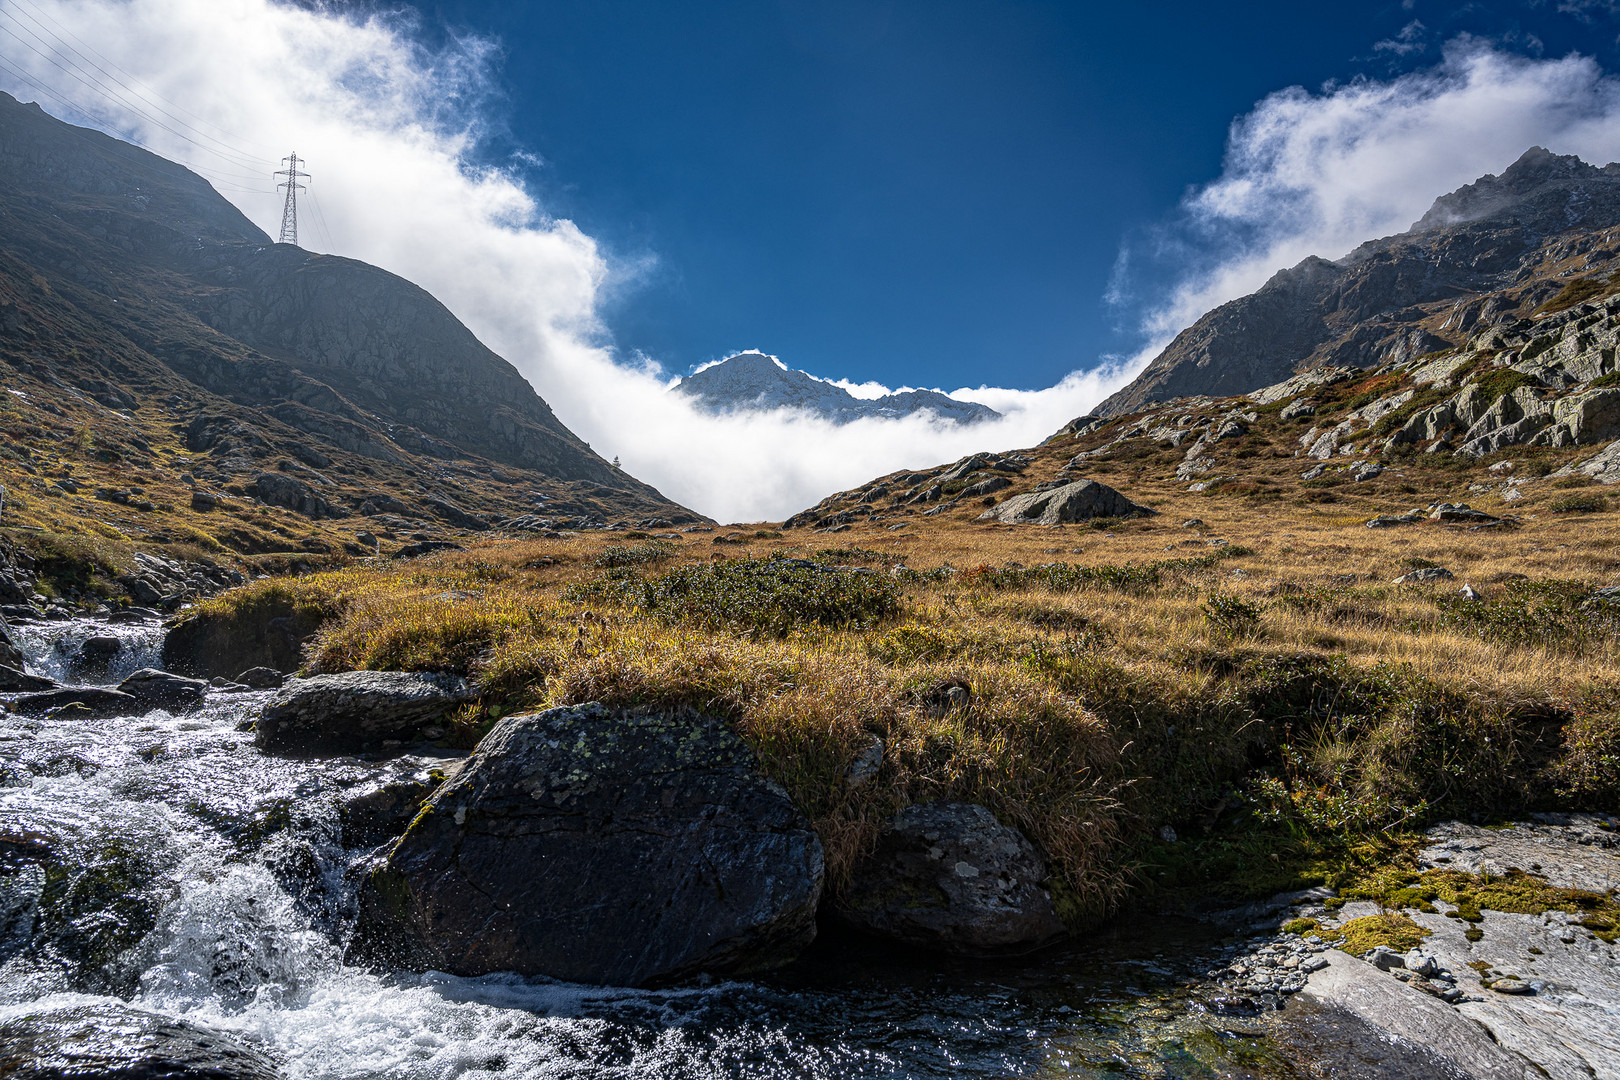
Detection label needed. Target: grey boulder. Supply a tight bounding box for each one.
[234,666,285,690]
[836,801,1066,957]
[117,668,207,711]
[256,671,477,753]
[978,479,1152,525]
[0,1002,280,1079]
[356,702,824,986]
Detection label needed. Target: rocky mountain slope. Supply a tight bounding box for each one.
[675,350,999,424]
[0,91,696,559]
[1099,147,1620,416]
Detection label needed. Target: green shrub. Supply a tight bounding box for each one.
[591,541,676,568]
[1537,276,1611,315]
[1203,592,1263,637]
[1551,493,1607,514]
[567,556,902,636]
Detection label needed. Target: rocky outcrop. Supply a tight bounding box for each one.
[356,703,824,986]
[836,801,1066,956]
[0,1002,280,1079]
[162,603,324,680]
[1293,952,1536,1080]
[978,479,1152,525]
[116,668,206,712]
[245,473,340,520]
[1100,147,1620,416]
[256,671,477,753]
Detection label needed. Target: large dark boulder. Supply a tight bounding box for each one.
[836,801,1066,957]
[978,479,1153,525]
[117,668,207,711]
[356,703,824,986]
[245,472,342,520]
[256,671,477,753]
[0,1002,279,1079]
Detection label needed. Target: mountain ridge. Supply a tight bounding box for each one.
[1097,147,1620,417]
[675,350,1000,425]
[0,91,699,555]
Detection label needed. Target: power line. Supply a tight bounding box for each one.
[4,0,283,158]
[0,14,275,174]
[308,186,335,251]
[275,152,309,246]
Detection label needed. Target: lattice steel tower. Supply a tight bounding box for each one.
[274,153,309,246]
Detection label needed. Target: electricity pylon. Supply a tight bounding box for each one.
[274,153,309,246]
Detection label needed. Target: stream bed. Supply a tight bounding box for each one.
[0,617,1333,1079]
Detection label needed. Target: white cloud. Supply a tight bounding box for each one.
[0,0,1128,522]
[1373,19,1427,56]
[1136,38,1620,346]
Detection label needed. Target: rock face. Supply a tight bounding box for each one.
[1100,147,1620,415]
[676,351,1000,425]
[836,801,1066,957]
[977,479,1152,525]
[116,668,207,711]
[256,671,477,753]
[162,603,324,680]
[357,703,824,986]
[0,1002,280,1079]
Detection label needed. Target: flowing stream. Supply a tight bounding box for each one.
[0,617,1313,1079]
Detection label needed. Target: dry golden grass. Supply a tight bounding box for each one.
[176,477,1620,922]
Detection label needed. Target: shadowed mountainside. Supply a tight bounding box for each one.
[0,91,696,555]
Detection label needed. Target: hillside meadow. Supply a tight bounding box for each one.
[166,474,1620,929]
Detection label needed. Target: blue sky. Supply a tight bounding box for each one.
[408,0,1620,392]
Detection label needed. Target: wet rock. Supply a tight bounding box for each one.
[234,667,285,690]
[356,702,823,986]
[0,1002,279,1079]
[6,687,142,717]
[105,607,163,624]
[1296,951,1536,1079]
[978,478,1153,526]
[0,665,57,692]
[256,671,477,753]
[337,763,455,849]
[837,801,1066,957]
[0,621,26,671]
[77,634,123,660]
[116,669,207,711]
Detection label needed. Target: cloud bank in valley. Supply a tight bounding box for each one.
[0,0,1132,521]
[5,3,1620,520]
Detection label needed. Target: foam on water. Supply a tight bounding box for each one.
[8,617,164,684]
